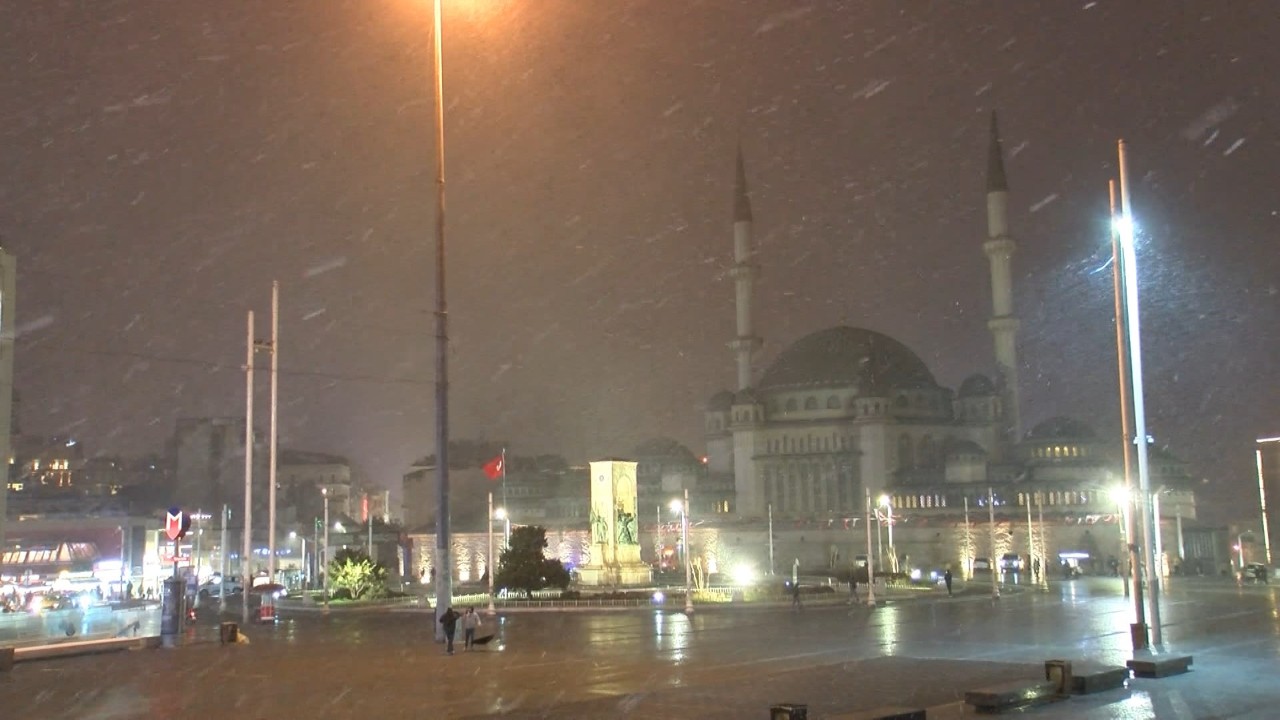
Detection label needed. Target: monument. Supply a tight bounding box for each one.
[577,459,652,587]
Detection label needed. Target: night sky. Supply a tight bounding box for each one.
[2,1,1276,522]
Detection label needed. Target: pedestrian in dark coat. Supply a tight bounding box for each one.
[439,607,460,655]
[943,569,953,597]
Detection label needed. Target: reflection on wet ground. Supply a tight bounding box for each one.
[2,577,1277,719]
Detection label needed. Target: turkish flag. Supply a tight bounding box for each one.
[482,455,504,480]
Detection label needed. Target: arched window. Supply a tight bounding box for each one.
[898,434,914,470]
[826,396,840,409]
[786,398,798,412]
[804,396,818,410]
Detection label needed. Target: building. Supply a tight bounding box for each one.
[700,113,1200,575]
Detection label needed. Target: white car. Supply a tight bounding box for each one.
[199,575,244,597]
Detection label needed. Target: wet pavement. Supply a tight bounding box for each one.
[1,576,1277,719]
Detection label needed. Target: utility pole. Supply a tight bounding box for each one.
[242,310,255,625]
[266,281,280,583]
[864,489,876,607]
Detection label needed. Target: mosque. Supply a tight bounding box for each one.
[697,114,1204,576]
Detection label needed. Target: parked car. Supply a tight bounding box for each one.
[1240,563,1270,583]
[972,557,992,572]
[999,553,1024,572]
[199,575,244,597]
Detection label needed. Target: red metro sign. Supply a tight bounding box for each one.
[165,508,190,541]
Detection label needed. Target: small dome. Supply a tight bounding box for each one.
[1026,416,1096,441]
[958,373,996,398]
[758,326,936,392]
[707,390,734,412]
[633,437,696,465]
[946,439,988,457]
[734,387,763,404]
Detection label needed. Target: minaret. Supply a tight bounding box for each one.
[728,147,761,390]
[983,112,1022,443]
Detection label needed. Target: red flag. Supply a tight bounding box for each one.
[482,454,504,480]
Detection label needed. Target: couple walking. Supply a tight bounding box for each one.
[438,606,484,654]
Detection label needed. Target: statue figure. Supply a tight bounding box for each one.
[590,509,609,544]
[616,509,638,545]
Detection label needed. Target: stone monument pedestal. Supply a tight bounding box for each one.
[578,460,652,588]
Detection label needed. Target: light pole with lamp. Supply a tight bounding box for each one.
[494,507,510,547]
[879,494,895,574]
[424,0,456,644]
[1109,486,1132,599]
[1256,436,1278,566]
[322,487,330,615]
[671,490,694,615]
[1116,139,1162,647]
[486,492,496,615]
[864,489,876,607]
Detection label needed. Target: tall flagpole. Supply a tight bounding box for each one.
[430,0,453,644]
[267,281,280,583]
[487,491,496,615]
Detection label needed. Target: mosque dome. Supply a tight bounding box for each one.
[1026,416,1096,441]
[757,327,936,393]
[958,373,997,398]
[633,437,696,465]
[707,390,735,412]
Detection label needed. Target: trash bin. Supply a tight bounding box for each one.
[220,621,239,644]
[770,703,807,720]
[1045,659,1073,694]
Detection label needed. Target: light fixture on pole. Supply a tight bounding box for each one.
[879,494,895,574]
[1116,138,1161,647]
[864,489,876,607]
[1109,485,1131,598]
[418,0,454,643]
[1255,437,1278,566]
[495,507,510,547]
[322,487,330,615]
[266,281,279,585]
[487,492,496,615]
[988,486,999,600]
[671,491,694,615]
[242,311,255,626]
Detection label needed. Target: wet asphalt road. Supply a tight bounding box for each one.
[1,576,1277,719]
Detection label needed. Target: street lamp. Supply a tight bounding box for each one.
[1255,437,1278,566]
[879,494,895,574]
[1108,485,1132,598]
[289,531,306,592]
[494,507,510,547]
[670,489,694,615]
[1115,139,1162,647]
[486,492,497,615]
[322,487,330,615]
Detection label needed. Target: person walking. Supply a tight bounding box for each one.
[791,582,803,611]
[462,607,482,651]
[943,568,953,597]
[439,606,460,655]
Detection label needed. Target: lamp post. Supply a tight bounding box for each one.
[671,490,694,615]
[879,494,895,574]
[322,487,330,615]
[425,0,455,644]
[495,507,510,547]
[487,492,496,615]
[1109,486,1131,598]
[1255,437,1277,566]
[988,486,1000,600]
[864,489,876,607]
[1116,139,1161,647]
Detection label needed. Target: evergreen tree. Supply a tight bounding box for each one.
[494,525,571,598]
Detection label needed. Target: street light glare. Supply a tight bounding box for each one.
[669,499,683,513]
[1108,486,1130,506]
[1111,214,1135,238]
[878,494,891,507]
[494,507,507,520]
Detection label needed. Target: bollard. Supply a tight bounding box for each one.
[220,621,240,644]
[1044,659,1073,695]
[770,703,807,720]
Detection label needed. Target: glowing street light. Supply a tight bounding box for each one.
[670,490,694,615]
[1115,139,1162,647]
[494,507,510,547]
[879,494,896,574]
